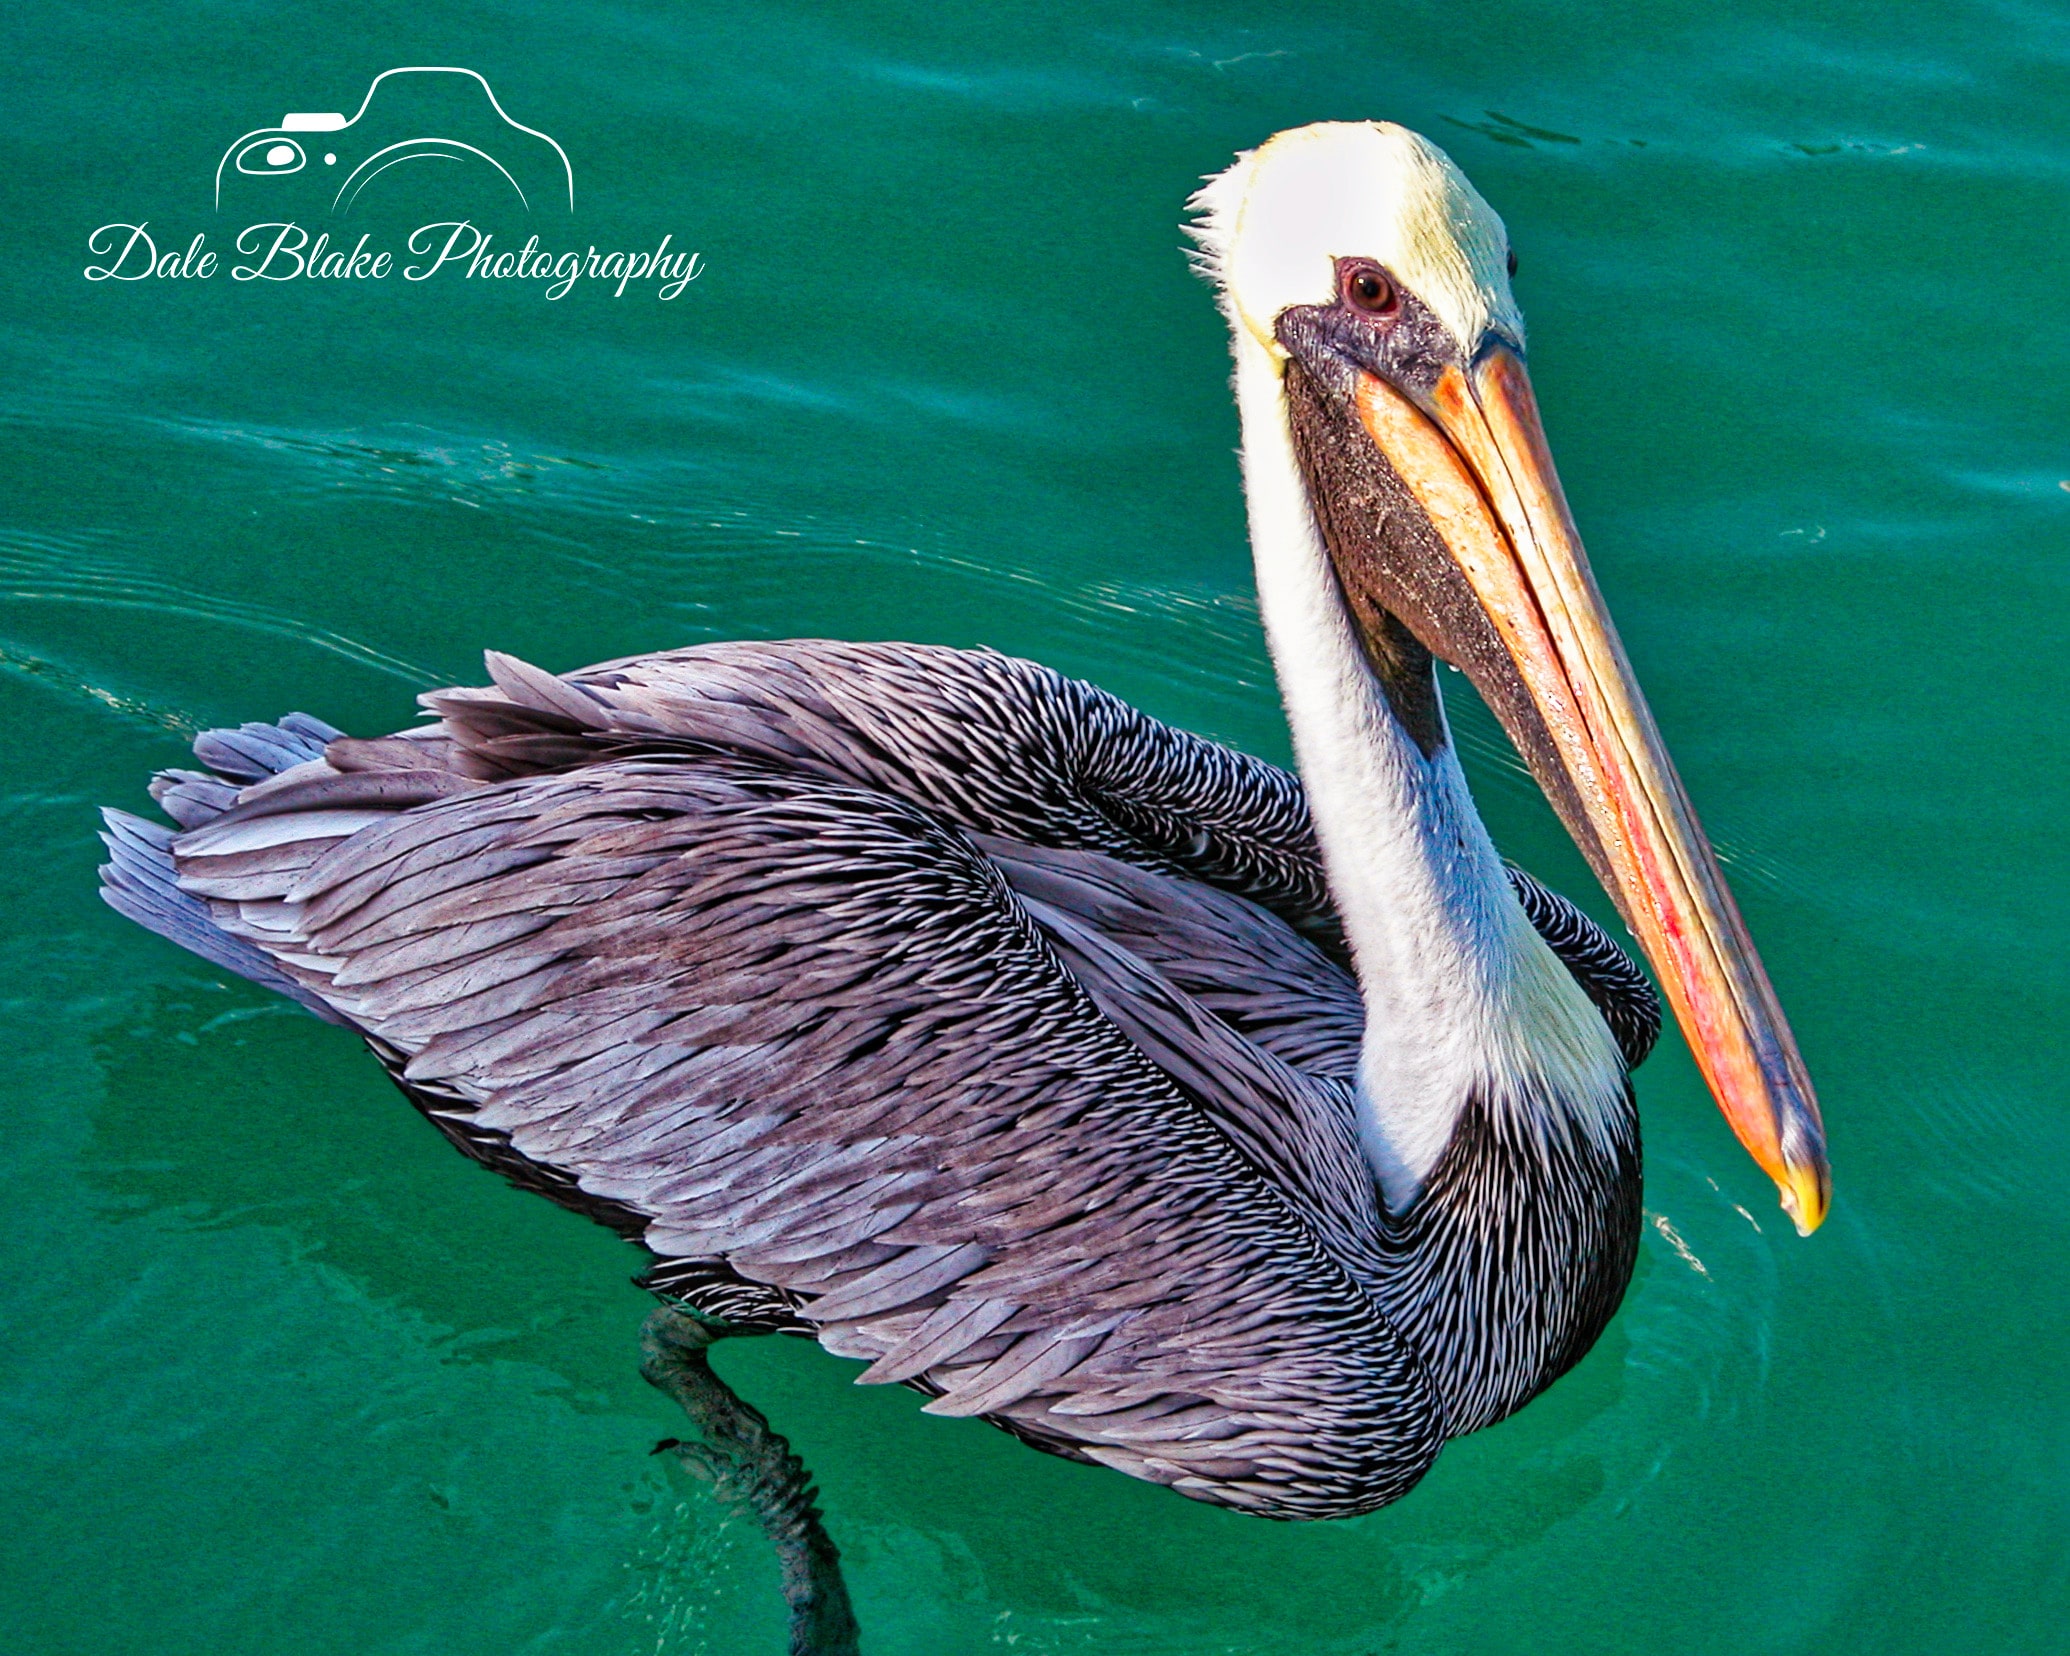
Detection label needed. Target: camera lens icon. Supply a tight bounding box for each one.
[234,138,306,176]
[214,67,572,217]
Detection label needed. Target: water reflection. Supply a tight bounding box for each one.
[87,980,653,1400]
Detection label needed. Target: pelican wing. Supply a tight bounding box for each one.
[451,640,1345,948]
[137,739,1438,1518]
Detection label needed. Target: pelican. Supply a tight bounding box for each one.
[100,121,1829,1651]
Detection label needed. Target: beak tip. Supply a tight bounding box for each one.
[1778,1161,1831,1237]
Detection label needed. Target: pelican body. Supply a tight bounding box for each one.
[100,124,1829,1530]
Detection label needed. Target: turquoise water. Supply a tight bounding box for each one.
[3,2,2065,1651]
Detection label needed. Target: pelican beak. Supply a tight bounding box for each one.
[1349,344,1830,1234]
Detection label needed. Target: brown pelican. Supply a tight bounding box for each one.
[100,121,1829,1650]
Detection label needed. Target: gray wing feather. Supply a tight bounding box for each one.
[98,808,346,1023]
[974,835,1362,1083]
[190,713,341,782]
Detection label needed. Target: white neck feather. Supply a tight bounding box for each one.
[1230,336,1625,1210]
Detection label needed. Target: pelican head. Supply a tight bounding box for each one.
[1193,122,1830,1234]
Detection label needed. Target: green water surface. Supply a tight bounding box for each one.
[2,3,2064,1652]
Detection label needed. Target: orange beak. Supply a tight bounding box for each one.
[1351,345,1830,1233]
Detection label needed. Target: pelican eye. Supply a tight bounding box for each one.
[1343,264,1398,315]
[1507,247,1519,277]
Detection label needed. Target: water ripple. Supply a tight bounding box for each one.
[0,525,438,686]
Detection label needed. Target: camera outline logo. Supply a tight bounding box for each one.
[214,66,574,217]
